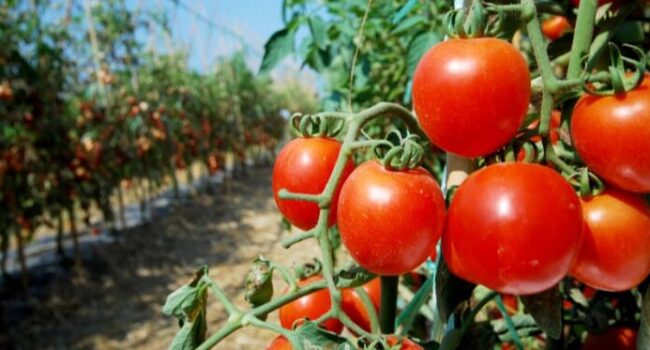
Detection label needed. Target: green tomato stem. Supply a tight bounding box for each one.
[356,285,381,334]
[567,0,598,80]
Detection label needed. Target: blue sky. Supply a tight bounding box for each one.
[156,0,285,71]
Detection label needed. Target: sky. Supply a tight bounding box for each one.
[157,0,285,71]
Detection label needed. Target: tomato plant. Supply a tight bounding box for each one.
[413,38,530,157]
[443,163,583,295]
[162,1,650,349]
[571,75,650,193]
[570,188,650,291]
[337,161,445,276]
[279,276,344,333]
[273,137,354,230]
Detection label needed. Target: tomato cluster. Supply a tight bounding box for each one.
[268,5,650,348]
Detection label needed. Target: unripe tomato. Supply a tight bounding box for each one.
[278,276,343,333]
[570,188,650,291]
[542,16,572,41]
[337,161,446,275]
[571,76,650,193]
[413,38,530,157]
[266,336,291,350]
[272,137,354,230]
[443,163,583,295]
[583,326,637,350]
[341,278,381,332]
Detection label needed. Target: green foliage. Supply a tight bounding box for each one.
[260,0,452,109]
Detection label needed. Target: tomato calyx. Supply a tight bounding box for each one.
[582,43,646,96]
[289,112,346,138]
[373,131,425,171]
[445,1,503,39]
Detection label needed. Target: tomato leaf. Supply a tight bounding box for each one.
[293,321,353,349]
[639,286,650,350]
[259,27,296,74]
[520,286,562,340]
[163,267,209,320]
[390,15,426,35]
[169,308,207,350]
[396,276,434,334]
[407,31,440,78]
[492,314,540,342]
[439,329,463,350]
[391,0,419,24]
[435,257,475,322]
[244,256,274,308]
[308,15,328,50]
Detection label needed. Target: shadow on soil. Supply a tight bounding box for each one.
[0,167,282,350]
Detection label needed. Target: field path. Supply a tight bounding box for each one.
[2,167,321,350]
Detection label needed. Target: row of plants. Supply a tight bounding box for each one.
[165,0,650,349]
[0,0,315,290]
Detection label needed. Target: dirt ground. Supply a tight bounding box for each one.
[0,167,322,350]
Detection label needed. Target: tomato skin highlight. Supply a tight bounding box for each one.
[278,276,343,333]
[571,76,650,193]
[272,137,354,230]
[337,161,446,276]
[542,16,572,41]
[341,278,381,332]
[570,188,650,291]
[443,163,583,295]
[413,38,530,157]
[583,326,637,350]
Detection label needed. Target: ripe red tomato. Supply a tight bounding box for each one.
[386,336,423,350]
[337,161,446,275]
[413,38,530,157]
[266,336,291,350]
[570,188,650,291]
[542,16,572,41]
[278,276,343,333]
[571,76,650,193]
[272,137,354,230]
[442,163,583,295]
[583,327,637,350]
[341,278,381,332]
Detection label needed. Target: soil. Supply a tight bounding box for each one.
[0,167,321,350]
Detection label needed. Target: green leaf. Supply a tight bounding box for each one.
[435,257,475,322]
[391,0,419,24]
[259,28,296,74]
[406,31,440,78]
[163,268,208,320]
[390,15,426,35]
[169,308,207,350]
[520,286,562,340]
[639,286,650,350]
[244,256,274,307]
[308,16,328,50]
[439,329,463,350]
[396,276,434,334]
[293,321,353,349]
